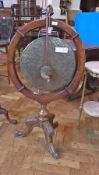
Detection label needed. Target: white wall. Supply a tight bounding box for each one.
[3,0,81,10]
[36,0,52,7]
[3,0,17,7]
[70,0,81,10]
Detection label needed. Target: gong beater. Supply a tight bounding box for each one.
[8,18,85,159]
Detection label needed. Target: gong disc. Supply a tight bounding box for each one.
[20,36,76,92]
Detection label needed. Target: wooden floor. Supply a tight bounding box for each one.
[0,70,99,175]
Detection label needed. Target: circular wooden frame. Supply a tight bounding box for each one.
[8,19,85,105]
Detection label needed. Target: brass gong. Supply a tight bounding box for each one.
[20,36,76,92]
[8,12,85,159]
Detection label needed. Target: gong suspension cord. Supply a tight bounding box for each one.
[44,1,52,65]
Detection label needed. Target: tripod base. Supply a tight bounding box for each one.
[15,106,59,159]
[0,106,17,124]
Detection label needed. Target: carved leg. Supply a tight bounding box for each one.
[15,116,39,137]
[15,124,33,137]
[42,120,59,159]
[15,104,59,159]
[48,113,58,129]
[0,106,17,124]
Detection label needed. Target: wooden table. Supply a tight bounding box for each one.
[85,44,99,61]
[67,40,99,61]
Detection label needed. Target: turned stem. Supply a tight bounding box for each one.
[38,105,49,121]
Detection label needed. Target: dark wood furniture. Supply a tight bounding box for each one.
[0,56,17,125]
[0,17,14,82]
[11,1,41,50]
[11,0,41,19]
[0,53,8,79]
[17,0,36,16]
[0,8,12,17]
[67,40,99,61]
[0,1,4,8]
[80,0,98,12]
[85,45,99,61]
[0,16,14,52]
[66,9,81,26]
[0,105,17,124]
[0,17,14,77]
[8,17,85,159]
[0,16,17,124]
[0,8,13,52]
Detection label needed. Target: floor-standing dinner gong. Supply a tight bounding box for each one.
[8,7,85,159]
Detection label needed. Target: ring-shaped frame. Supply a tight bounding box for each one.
[8,19,86,105]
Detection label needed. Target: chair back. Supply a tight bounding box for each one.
[66,9,81,26]
[0,17,14,42]
[0,8,12,17]
[74,12,99,45]
[0,1,4,8]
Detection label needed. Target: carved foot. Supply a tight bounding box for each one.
[15,124,33,137]
[48,139,59,159]
[15,116,39,137]
[0,106,17,124]
[43,120,59,159]
[9,119,17,124]
[15,129,28,137]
